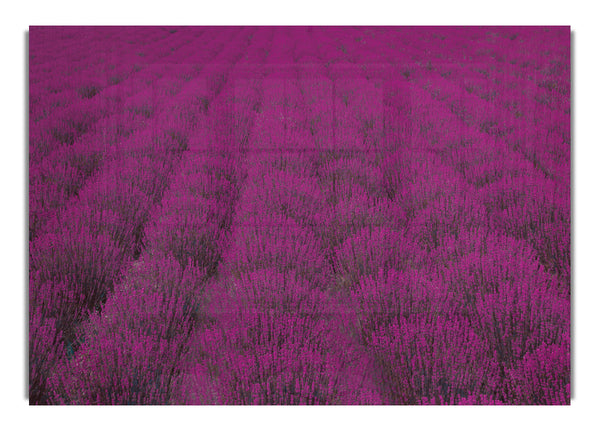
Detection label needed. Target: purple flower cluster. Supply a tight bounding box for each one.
[29,26,570,405]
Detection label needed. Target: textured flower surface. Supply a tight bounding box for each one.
[29,26,570,405]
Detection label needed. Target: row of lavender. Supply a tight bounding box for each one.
[29,27,249,404]
[256,26,569,404]
[319,26,569,403]
[30,26,570,404]
[179,69,378,404]
[46,28,271,404]
[29,27,237,239]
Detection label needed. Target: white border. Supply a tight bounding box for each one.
[2,1,599,430]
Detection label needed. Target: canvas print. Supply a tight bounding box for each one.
[28,26,570,405]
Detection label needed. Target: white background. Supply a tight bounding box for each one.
[1,1,598,429]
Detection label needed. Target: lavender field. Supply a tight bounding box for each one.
[28,26,570,405]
